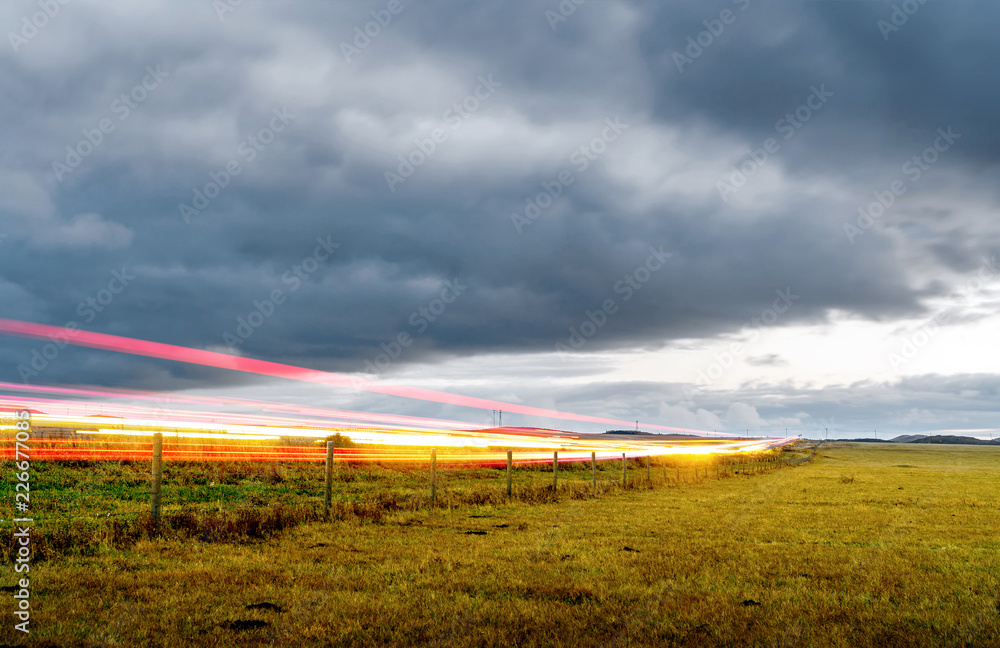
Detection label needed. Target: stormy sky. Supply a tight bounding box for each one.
[2,0,999,438]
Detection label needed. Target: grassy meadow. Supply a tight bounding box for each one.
[3,442,1000,647]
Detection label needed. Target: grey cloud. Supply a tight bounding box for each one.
[745,353,786,367]
[0,0,998,435]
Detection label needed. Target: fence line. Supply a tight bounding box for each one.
[786,441,825,466]
[2,433,809,524]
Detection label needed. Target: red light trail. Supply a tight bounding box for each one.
[0,382,484,431]
[0,319,797,463]
[0,317,722,434]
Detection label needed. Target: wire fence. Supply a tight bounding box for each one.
[1,415,813,562]
[1,433,805,522]
[785,440,825,466]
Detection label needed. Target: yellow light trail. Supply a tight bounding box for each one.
[2,409,796,463]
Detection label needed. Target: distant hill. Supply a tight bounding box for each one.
[888,434,928,443]
[912,435,997,446]
[604,430,703,439]
[655,433,709,440]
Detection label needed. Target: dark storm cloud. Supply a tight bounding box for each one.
[642,0,1000,166]
[0,0,997,400]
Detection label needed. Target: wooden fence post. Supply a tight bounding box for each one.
[151,432,163,520]
[507,450,513,498]
[646,455,650,482]
[431,449,437,503]
[324,440,334,520]
[553,450,558,490]
[622,453,626,484]
[591,452,596,490]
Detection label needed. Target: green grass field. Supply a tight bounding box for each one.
[3,442,1000,647]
